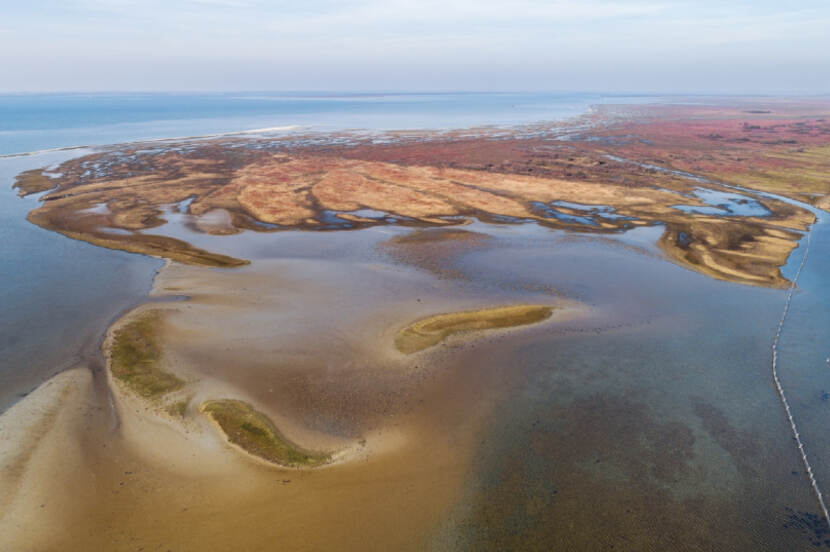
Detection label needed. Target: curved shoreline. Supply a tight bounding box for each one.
[3,100,830,549]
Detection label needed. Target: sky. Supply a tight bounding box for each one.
[1,0,829,93]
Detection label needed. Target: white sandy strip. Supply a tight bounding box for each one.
[0,145,89,158]
[0,125,305,158]
[0,368,94,547]
[141,125,304,143]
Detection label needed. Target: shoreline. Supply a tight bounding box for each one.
[3,98,830,549]
[1,220,581,549]
[0,148,163,414]
[5,97,827,413]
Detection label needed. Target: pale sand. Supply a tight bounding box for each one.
[0,239,586,549]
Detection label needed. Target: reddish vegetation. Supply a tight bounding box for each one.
[13,100,830,286]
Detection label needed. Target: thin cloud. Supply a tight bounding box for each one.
[1,1,828,92]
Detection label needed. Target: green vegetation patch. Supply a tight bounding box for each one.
[201,399,330,467]
[165,399,189,418]
[110,311,184,398]
[395,304,553,354]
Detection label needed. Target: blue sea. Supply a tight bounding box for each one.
[0,91,657,156]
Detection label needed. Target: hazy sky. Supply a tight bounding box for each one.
[2,0,829,93]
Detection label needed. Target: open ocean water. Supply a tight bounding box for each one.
[0,91,658,156]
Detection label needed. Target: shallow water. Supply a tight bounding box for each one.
[672,187,771,217]
[141,191,830,548]
[429,221,830,549]
[0,153,160,411]
[2,94,830,548]
[0,92,661,156]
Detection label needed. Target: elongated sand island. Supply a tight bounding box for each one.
[395,305,554,354]
[3,101,830,551]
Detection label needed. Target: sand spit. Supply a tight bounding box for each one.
[101,303,355,471]
[395,304,554,354]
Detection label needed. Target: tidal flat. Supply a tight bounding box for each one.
[2,100,830,550]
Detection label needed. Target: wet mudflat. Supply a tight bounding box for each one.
[102,209,830,549]
[417,220,830,550]
[3,99,830,550]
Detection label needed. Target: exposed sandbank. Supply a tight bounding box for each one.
[395,304,554,354]
[202,399,331,467]
[4,100,830,549]
[109,310,184,399]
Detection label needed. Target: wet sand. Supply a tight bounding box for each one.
[0,220,589,550]
[2,214,827,550]
[3,101,830,550]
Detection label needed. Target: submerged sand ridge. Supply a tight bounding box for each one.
[97,249,571,470]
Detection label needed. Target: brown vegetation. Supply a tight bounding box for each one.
[395,305,554,354]
[201,399,330,467]
[108,311,184,399]
[15,101,830,286]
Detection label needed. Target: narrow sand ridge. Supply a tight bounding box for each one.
[201,399,331,467]
[395,304,554,354]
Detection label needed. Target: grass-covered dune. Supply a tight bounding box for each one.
[395,305,553,354]
[109,311,184,399]
[201,399,331,468]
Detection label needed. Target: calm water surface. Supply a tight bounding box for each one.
[0,152,160,410]
[0,92,659,156]
[151,197,830,548]
[1,93,830,549]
